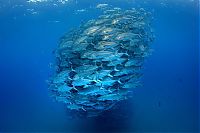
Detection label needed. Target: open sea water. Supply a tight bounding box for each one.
[0,0,199,132]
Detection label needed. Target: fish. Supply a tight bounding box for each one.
[98,14,110,19]
[97,70,112,79]
[53,70,70,84]
[83,19,95,28]
[116,33,140,41]
[72,42,89,51]
[82,102,97,107]
[75,65,98,73]
[82,51,114,60]
[101,34,116,41]
[114,67,135,76]
[75,36,88,44]
[96,3,108,9]
[107,58,127,66]
[99,27,119,35]
[57,84,73,92]
[125,59,143,67]
[59,60,70,68]
[119,73,142,83]
[94,41,119,50]
[73,71,95,80]
[99,77,117,87]
[59,41,74,49]
[72,78,95,86]
[101,53,124,61]
[93,104,105,110]
[128,39,141,47]
[122,81,142,89]
[58,51,74,58]
[95,19,110,25]
[84,26,101,35]
[67,104,82,110]
[56,96,71,104]
[97,94,123,101]
[78,86,106,95]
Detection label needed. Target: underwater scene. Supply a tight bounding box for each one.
[0,0,199,132]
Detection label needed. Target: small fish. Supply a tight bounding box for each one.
[73,71,95,80]
[93,104,105,110]
[103,9,121,15]
[82,51,114,60]
[56,96,71,104]
[122,81,142,89]
[74,36,88,44]
[100,77,116,87]
[96,3,108,9]
[76,9,86,13]
[58,41,74,50]
[98,14,110,19]
[72,42,89,51]
[84,26,100,35]
[125,59,143,67]
[95,41,119,50]
[100,27,118,35]
[57,84,73,92]
[67,104,82,110]
[53,70,70,84]
[107,58,127,66]
[101,53,123,61]
[97,70,112,79]
[97,94,123,101]
[114,67,135,76]
[116,33,140,41]
[75,65,98,73]
[95,19,110,25]
[78,86,102,95]
[72,78,94,86]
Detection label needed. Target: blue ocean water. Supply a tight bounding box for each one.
[0,0,199,132]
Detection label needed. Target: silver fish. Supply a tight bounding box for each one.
[84,26,101,35]
[73,71,95,80]
[75,65,98,73]
[72,78,94,86]
[57,84,73,92]
[114,67,136,76]
[78,86,105,95]
[67,104,82,110]
[99,77,116,87]
[97,94,123,101]
[72,42,89,51]
[53,70,70,84]
[125,59,143,67]
[82,51,114,60]
[56,96,71,104]
[95,19,110,25]
[102,53,123,61]
[94,41,119,50]
[116,33,140,41]
[107,58,127,66]
[122,81,142,89]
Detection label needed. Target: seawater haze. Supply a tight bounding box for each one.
[0,0,199,132]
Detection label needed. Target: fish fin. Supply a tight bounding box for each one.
[82,107,86,111]
[108,74,113,77]
[114,66,120,71]
[118,80,122,84]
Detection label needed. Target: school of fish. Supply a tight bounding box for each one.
[49,7,154,117]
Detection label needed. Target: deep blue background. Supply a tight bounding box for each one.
[0,0,199,132]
